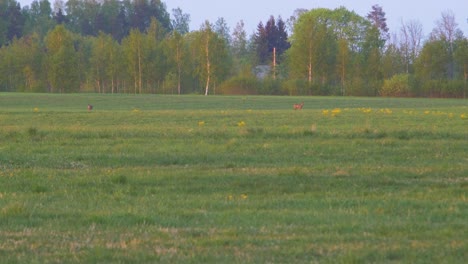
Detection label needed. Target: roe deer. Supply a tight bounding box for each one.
[293,102,304,110]
[87,104,93,111]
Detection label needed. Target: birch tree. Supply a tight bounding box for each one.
[45,25,80,92]
[454,38,468,98]
[400,19,423,74]
[166,31,187,94]
[287,9,329,85]
[122,28,143,94]
[190,21,230,95]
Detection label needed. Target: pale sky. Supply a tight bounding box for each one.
[19,0,468,38]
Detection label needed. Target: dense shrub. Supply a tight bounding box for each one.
[380,74,410,97]
[218,76,260,95]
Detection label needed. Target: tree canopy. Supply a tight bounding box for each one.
[0,0,467,98]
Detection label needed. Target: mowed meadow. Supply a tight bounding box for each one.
[0,93,467,263]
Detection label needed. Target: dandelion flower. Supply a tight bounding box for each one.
[379,108,392,114]
[33,107,39,112]
[240,194,248,200]
[322,110,329,116]
[331,108,341,116]
[461,113,467,120]
[198,121,205,126]
[238,121,246,127]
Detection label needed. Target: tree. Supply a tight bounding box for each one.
[90,32,111,93]
[24,0,56,38]
[149,0,171,31]
[254,16,290,66]
[287,7,372,95]
[414,11,465,97]
[165,31,188,94]
[0,36,41,91]
[214,17,230,44]
[105,35,123,93]
[400,19,423,74]
[431,10,461,79]
[143,17,167,93]
[415,39,450,96]
[171,7,190,35]
[130,0,149,32]
[366,4,389,42]
[0,0,25,46]
[122,28,144,93]
[130,0,171,33]
[113,3,129,41]
[381,34,405,79]
[337,38,349,95]
[454,38,468,98]
[231,19,251,74]
[231,20,247,58]
[254,21,268,65]
[276,17,290,58]
[361,25,383,95]
[190,21,230,95]
[96,0,123,37]
[53,8,67,25]
[287,9,332,85]
[286,8,308,33]
[44,25,80,92]
[20,33,46,92]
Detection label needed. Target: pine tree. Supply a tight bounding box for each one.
[367,4,389,43]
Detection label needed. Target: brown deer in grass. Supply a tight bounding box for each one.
[293,102,304,110]
[87,104,93,111]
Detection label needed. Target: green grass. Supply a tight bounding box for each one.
[0,93,467,263]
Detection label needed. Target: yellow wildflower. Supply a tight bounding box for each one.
[379,108,392,114]
[240,194,248,200]
[361,108,372,114]
[238,121,246,127]
[33,107,39,112]
[198,121,205,126]
[331,108,341,116]
[322,110,329,116]
[461,113,467,120]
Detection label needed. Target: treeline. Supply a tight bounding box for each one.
[1,0,467,97]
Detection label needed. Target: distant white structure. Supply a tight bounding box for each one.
[253,65,271,79]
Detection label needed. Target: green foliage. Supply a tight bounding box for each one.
[1,3,468,97]
[287,7,374,95]
[380,74,411,97]
[44,25,80,92]
[89,32,123,93]
[254,16,290,65]
[189,22,232,95]
[217,76,260,95]
[282,79,310,95]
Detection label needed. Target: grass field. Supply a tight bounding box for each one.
[0,93,467,263]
